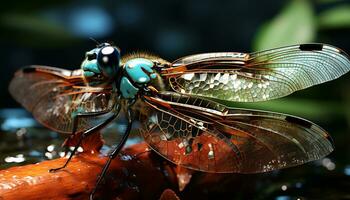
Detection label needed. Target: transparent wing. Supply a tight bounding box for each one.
[138,92,333,173]
[9,65,117,134]
[162,43,350,102]
[139,95,242,172]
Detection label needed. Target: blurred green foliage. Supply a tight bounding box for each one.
[318,5,350,29]
[253,0,350,51]
[253,0,315,51]
[231,99,344,120]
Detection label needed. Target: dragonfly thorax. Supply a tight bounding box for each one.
[119,58,157,99]
[81,44,160,99]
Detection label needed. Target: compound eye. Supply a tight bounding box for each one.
[97,46,120,77]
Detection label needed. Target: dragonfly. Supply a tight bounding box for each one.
[9,43,350,199]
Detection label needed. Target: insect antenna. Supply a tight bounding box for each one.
[89,37,101,46]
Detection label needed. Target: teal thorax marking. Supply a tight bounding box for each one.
[120,58,157,99]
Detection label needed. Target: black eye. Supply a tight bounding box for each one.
[97,46,120,69]
[87,53,96,61]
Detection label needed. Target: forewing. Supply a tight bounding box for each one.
[139,92,333,173]
[162,44,350,102]
[9,66,116,134]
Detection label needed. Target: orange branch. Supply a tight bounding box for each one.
[0,141,247,200]
[0,143,179,200]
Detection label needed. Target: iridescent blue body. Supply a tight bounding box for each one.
[81,44,157,99]
[120,58,157,99]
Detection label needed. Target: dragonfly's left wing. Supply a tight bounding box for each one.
[9,65,117,134]
[161,44,350,102]
[139,92,333,173]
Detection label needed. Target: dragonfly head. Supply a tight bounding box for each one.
[82,43,121,81]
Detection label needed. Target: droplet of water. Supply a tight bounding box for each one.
[5,154,25,163]
[120,155,133,161]
[281,185,287,191]
[47,144,55,152]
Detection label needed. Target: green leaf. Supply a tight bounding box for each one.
[224,98,344,121]
[253,0,316,51]
[318,5,350,29]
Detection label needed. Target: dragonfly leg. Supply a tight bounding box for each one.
[62,110,112,157]
[89,106,133,200]
[49,108,120,172]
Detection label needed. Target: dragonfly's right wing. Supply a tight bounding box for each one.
[139,92,333,173]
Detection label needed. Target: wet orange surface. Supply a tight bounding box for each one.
[0,143,175,200]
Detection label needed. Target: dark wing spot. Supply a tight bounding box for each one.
[299,44,323,51]
[185,145,192,154]
[197,143,203,151]
[285,116,312,128]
